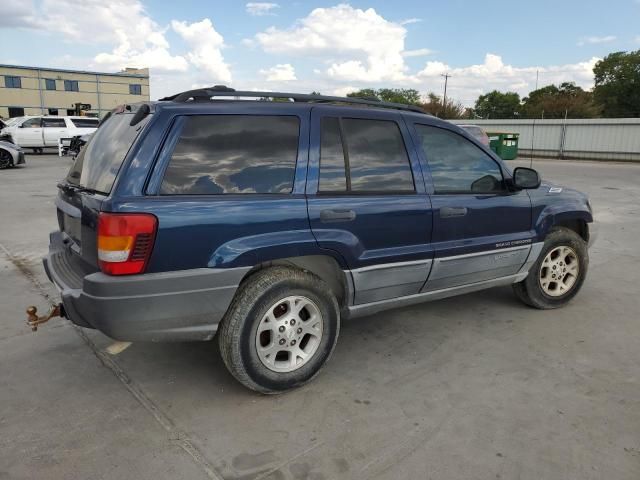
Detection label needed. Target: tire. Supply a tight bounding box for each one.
[513,227,588,309]
[218,266,340,394]
[0,149,12,169]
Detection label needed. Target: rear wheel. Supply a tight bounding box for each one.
[513,227,588,309]
[219,266,340,394]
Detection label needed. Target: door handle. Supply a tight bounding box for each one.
[440,206,468,218]
[320,209,356,223]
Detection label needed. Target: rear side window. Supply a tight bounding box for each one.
[42,118,66,128]
[71,118,99,128]
[160,115,299,195]
[416,125,504,194]
[318,117,414,192]
[66,112,150,193]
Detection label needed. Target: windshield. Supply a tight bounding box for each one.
[66,112,150,193]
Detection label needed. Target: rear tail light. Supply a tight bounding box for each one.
[97,213,157,275]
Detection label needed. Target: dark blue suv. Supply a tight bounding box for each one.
[43,87,595,393]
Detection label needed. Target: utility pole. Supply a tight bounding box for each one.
[441,73,451,118]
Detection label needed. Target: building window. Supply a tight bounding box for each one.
[48,108,59,115]
[66,109,76,116]
[129,84,142,95]
[45,79,57,90]
[8,107,25,118]
[4,76,22,88]
[64,80,79,92]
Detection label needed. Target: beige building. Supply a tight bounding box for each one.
[0,64,150,119]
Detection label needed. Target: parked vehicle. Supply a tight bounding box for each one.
[1,116,99,152]
[458,124,490,147]
[0,140,25,169]
[41,88,595,393]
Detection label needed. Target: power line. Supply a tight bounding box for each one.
[441,73,451,118]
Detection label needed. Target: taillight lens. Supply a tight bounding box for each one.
[97,213,157,275]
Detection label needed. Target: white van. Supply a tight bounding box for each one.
[0,116,99,152]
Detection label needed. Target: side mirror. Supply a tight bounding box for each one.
[513,167,541,189]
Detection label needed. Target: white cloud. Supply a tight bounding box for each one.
[577,35,616,46]
[260,64,296,81]
[399,18,422,25]
[402,48,433,58]
[246,2,279,16]
[172,19,232,84]
[253,4,409,82]
[414,53,599,105]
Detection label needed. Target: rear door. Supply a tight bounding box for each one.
[15,117,43,146]
[42,117,68,146]
[58,111,151,267]
[307,106,434,305]
[411,122,533,291]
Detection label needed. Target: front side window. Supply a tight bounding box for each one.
[64,80,79,92]
[21,118,41,128]
[45,79,56,90]
[5,76,21,88]
[129,84,142,95]
[416,125,504,194]
[318,117,414,193]
[42,117,66,128]
[161,115,299,195]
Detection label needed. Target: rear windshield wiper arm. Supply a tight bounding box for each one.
[57,182,101,195]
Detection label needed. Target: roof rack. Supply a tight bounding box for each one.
[158,85,426,114]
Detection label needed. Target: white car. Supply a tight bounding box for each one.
[0,116,99,152]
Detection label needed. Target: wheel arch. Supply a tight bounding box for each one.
[536,207,593,243]
[239,255,352,308]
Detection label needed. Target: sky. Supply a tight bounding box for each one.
[2,0,639,106]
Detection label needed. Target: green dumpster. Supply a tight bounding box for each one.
[486,132,519,160]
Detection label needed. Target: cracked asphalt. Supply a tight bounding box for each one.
[1,154,639,480]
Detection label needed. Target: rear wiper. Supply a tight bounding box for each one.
[57,182,100,195]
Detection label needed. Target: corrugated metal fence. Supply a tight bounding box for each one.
[451,118,640,161]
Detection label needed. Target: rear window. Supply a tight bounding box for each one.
[66,113,149,193]
[160,115,299,195]
[71,118,99,128]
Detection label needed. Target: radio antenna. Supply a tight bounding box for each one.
[530,69,539,168]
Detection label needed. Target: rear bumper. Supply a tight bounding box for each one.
[43,231,249,341]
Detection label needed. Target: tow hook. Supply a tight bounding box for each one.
[25,304,64,332]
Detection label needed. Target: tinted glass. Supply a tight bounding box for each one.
[42,117,66,128]
[45,79,56,90]
[416,125,504,194]
[161,115,299,195]
[71,118,99,128]
[342,118,414,192]
[66,112,150,193]
[22,118,41,128]
[319,117,347,191]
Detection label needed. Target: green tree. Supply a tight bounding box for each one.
[474,90,521,119]
[593,50,640,117]
[347,88,421,105]
[418,93,465,119]
[521,82,599,118]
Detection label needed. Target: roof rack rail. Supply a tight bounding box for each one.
[158,86,426,114]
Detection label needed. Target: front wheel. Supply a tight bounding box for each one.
[218,266,340,394]
[0,149,12,169]
[513,227,589,309]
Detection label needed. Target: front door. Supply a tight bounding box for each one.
[15,117,43,146]
[411,123,534,292]
[307,106,434,305]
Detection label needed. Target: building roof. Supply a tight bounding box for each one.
[0,64,149,78]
